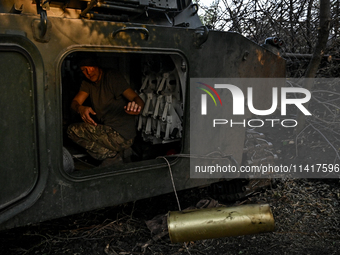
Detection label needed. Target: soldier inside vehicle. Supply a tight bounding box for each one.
[67,56,144,167]
[62,52,185,172]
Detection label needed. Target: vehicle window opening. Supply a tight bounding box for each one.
[62,52,185,173]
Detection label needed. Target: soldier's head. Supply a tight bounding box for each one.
[79,57,102,83]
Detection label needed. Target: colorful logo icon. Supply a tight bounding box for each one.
[197,82,222,115]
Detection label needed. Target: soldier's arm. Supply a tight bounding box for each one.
[123,88,145,115]
[71,91,97,126]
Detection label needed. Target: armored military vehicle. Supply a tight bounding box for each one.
[0,0,285,230]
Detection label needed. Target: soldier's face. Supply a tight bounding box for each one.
[81,66,101,83]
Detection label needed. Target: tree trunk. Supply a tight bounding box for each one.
[289,0,295,52]
[295,0,331,134]
[306,0,314,53]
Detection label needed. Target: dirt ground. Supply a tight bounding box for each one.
[0,180,339,255]
[1,80,340,254]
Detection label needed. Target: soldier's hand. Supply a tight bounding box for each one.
[124,101,142,115]
[78,106,97,126]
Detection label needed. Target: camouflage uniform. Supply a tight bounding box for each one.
[67,122,133,160]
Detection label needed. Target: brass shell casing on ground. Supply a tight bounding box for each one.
[168,204,274,243]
